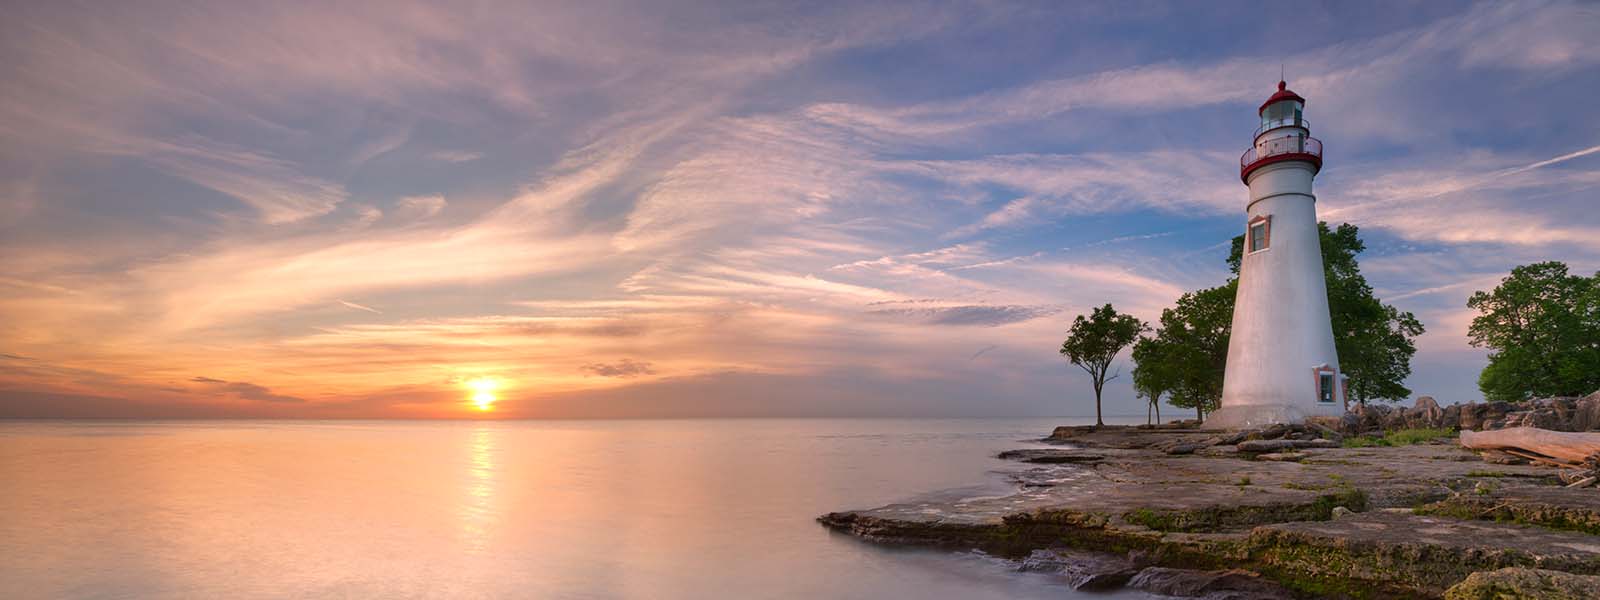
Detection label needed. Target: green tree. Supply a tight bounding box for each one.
[1131,336,1176,424]
[1467,261,1600,401]
[1139,283,1235,423]
[1228,222,1424,404]
[1060,304,1147,426]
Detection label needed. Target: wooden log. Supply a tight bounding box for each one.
[1460,427,1600,464]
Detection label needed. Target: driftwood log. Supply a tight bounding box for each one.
[1460,427,1600,464]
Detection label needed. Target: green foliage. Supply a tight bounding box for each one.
[1131,331,1179,424]
[1339,427,1454,448]
[1060,304,1147,426]
[1229,222,1424,404]
[1132,222,1424,419]
[1340,436,1382,448]
[1134,282,1234,422]
[1467,261,1600,401]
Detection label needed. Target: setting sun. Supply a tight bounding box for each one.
[466,378,499,411]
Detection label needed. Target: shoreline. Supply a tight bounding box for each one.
[818,424,1600,599]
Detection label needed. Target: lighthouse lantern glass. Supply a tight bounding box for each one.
[1261,100,1303,129]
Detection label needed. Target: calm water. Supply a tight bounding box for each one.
[0,418,1154,599]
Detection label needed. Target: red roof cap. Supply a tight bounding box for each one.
[1258,80,1305,115]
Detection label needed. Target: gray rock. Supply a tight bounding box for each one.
[1127,567,1293,600]
[1164,443,1204,455]
[1237,439,1337,453]
[1018,549,1142,591]
[1255,452,1305,462]
[1440,403,1462,430]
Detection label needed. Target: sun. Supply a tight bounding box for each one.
[465,377,499,411]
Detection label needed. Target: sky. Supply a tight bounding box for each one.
[1,0,1598,419]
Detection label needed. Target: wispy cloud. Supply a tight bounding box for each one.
[1,1,1597,416]
[581,359,656,378]
[337,300,382,314]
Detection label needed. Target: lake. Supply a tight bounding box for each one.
[0,418,1155,599]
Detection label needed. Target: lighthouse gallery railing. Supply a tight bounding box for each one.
[1240,134,1322,171]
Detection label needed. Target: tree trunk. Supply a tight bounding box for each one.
[1196,403,1204,423]
[1154,395,1161,424]
[1460,427,1600,464]
[1146,401,1152,425]
[1094,386,1104,426]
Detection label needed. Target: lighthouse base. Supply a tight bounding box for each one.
[1205,404,1317,430]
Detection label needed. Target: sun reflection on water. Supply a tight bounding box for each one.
[460,426,500,555]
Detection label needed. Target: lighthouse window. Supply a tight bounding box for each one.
[1247,215,1271,253]
[1319,372,1335,403]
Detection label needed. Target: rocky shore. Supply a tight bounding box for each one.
[818,397,1600,599]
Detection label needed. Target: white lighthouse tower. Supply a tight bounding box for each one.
[1207,81,1344,430]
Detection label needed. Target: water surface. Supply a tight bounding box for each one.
[1,418,1153,599]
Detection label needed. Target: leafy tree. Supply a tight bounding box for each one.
[1131,336,1176,424]
[1467,261,1600,401]
[1138,282,1235,422]
[1228,222,1424,404]
[1060,304,1147,426]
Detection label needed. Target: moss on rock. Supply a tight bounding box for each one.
[1444,567,1600,600]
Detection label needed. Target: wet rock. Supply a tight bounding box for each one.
[996,449,1105,464]
[1049,425,1095,439]
[1017,549,1143,590]
[1126,567,1293,600]
[1444,567,1600,600]
[1016,549,1068,573]
[822,427,1583,598]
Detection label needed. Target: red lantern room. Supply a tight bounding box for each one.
[1240,81,1322,183]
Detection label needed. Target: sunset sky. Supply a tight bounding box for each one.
[2,1,1598,418]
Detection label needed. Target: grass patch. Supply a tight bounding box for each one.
[1340,427,1455,448]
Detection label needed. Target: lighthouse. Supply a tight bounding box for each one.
[1207,81,1344,430]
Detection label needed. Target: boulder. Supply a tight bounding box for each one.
[1440,403,1463,430]
[1579,391,1600,431]
[1444,567,1600,600]
[1460,402,1515,431]
[1127,567,1293,600]
[1407,396,1445,429]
